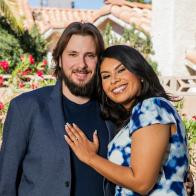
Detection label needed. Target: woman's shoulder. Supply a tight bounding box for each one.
[138,96,171,105]
[129,97,178,133]
[133,97,174,113]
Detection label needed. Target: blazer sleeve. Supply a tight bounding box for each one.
[0,98,29,195]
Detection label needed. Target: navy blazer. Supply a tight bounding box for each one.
[0,80,115,196]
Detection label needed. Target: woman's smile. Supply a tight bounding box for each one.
[112,84,128,94]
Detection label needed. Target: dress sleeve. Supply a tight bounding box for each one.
[129,97,177,135]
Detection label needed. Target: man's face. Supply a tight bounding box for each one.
[60,34,98,97]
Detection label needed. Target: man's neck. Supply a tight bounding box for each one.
[62,81,90,104]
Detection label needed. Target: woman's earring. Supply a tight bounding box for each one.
[141,79,144,83]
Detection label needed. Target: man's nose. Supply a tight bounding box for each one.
[77,55,87,68]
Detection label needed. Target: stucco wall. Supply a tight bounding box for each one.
[152,0,196,76]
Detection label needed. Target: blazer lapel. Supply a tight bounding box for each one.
[47,80,71,176]
[105,120,116,141]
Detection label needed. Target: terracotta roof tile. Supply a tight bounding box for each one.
[111,5,122,17]
[28,1,151,34]
[101,1,151,32]
[104,0,125,6]
[129,17,142,26]
[32,7,95,33]
[105,0,151,9]
[142,9,152,18]
[91,6,111,22]
[120,11,132,23]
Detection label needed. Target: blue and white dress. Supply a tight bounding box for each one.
[108,97,189,196]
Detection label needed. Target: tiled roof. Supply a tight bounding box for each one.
[31,7,95,33]
[104,0,151,9]
[31,0,152,34]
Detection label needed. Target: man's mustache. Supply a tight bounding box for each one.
[72,68,91,74]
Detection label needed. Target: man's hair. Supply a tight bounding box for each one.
[52,22,105,79]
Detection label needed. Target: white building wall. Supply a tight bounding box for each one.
[152,0,196,76]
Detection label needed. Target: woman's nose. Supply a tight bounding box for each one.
[110,74,120,84]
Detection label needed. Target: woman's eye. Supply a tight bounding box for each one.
[102,75,110,80]
[118,68,126,73]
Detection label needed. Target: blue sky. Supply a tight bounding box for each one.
[28,0,104,9]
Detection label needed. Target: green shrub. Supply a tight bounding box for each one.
[182,116,196,145]
[0,16,48,73]
[102,23,158,73]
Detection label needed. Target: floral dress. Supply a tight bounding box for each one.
[108,97,189,196]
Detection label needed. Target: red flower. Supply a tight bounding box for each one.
[192,115,196,121]
[21,68,32,76]
[36,70,43,78]
[0,76,4,86]
[42,59,47,67]
[0,102,4,110]
[18,82,25,88]
[0,60,9,72]
[29,55,35,64]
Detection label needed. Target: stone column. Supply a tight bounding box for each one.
[152,0,196,76]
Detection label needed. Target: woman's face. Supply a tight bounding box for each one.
[100,57,142,110]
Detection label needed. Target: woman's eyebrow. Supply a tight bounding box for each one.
[100,63,122,74]
[114,63,123,70]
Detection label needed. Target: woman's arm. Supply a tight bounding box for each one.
[64,123,170,195]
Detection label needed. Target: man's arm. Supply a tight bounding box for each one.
[0,99,28,195]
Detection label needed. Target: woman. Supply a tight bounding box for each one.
[64,45,189,195]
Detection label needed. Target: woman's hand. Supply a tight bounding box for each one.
[64,123,99,165]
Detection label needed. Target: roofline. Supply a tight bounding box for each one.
[94,14,131,29]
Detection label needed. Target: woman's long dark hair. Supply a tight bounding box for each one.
[97,45,175,128]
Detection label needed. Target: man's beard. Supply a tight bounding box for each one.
[61,68,96,98]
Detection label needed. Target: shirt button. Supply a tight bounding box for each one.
[65,181,70,187]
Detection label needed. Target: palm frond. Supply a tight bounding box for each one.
[0,0,24,33]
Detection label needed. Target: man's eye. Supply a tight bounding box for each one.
[87,54,96,58]
[69,53,77,57]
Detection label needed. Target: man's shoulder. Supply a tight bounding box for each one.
[12,85,55,105]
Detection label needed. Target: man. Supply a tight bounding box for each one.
[0,22,115,196]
